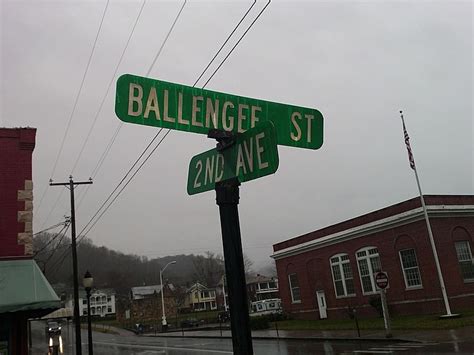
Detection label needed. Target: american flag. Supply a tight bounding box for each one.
[401,114,416,170]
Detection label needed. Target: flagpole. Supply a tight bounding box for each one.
[399,111,453,317]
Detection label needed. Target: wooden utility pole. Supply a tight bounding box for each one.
[50,176,92,355]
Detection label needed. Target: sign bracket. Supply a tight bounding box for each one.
[208,129,237,151]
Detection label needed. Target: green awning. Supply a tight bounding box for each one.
[0,259,60,313]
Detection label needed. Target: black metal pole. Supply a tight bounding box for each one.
[50,176,92,355]
[86,289,93,355]
[353,308,361,338]
[69,177,82,355]
[215,178,253,355]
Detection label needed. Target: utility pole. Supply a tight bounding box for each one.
[50,176,93,355]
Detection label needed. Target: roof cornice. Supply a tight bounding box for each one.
[271,205,474,260]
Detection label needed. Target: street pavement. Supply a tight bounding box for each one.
[30,320,474,354]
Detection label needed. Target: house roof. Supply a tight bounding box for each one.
[246,274,276,285]
[186,282,213,293]
[131,284,175,299]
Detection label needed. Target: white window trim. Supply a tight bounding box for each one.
[455,241,474,283]
[330,253,356,299]
[356,246,380,295]
[288,273,301,304]
[399,248,423,290]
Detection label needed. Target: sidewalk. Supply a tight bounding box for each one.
[143,325,474,344]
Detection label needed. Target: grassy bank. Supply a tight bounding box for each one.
[273,310,474,331]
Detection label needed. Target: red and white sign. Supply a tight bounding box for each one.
[375,271,389,289]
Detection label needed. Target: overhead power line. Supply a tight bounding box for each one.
[33,220,68,237]
[49,0,188,269]
[77,0,271,242]
[202,0,271,88]
[35,0,110,216]
[80,130,171,237]
[52,0,272,270]
[70,0,147,175]
[78,129,164,234]
[42,223,71,267]
[33,220,70,257]
[74,0,187,211]
[51,0,110,178]
[193,0,257,87]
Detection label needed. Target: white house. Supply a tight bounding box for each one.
[66,289,116,318]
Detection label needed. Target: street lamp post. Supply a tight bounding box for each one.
[83,271,94,355]
[160,261,176,332]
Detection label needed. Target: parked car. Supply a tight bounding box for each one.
[133,323,144,334]
[180,318,200,328]
[218,311,230,322]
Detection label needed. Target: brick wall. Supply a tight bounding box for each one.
[130,291,177,324]
[275,211,474,319]
[0,128,36,258]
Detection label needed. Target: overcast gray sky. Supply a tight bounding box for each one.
[1,0,472,270]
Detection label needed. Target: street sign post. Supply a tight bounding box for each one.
[375,271,392,338]
[115,74,323,150]
[114,73,325,355]
[187,122,278,195]
[375,271,389,289]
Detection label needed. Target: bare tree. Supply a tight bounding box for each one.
[243,254,255,278]
[193,251,224,287]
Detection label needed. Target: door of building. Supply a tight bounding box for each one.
[316,290,327,319]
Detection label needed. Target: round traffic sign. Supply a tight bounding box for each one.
[375,271,389,289]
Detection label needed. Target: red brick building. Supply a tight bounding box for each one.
[0,128,36,257]
[272,195,474,320]
[0,128,60,355]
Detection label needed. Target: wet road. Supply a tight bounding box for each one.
[30,320,474,354]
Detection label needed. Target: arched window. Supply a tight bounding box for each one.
[455,241,474,282]
[451,227,474,282]
[399,248,422,288]
[288,273,301,303]
[330,254,355,297]
[356,247,381,294]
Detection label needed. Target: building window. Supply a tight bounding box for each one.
[330,254,356,297]
[399,249,422,288]
[107,296,111,302]
[82,299,87,305]
[455,241,474,282]
[260,283,268,290]
[288,273,301,303]
[108,307,112,313]
[356,247,381,294]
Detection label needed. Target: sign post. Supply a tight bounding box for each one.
[375,271,392,338]
[114,73,325,355]
[215,177,252,354]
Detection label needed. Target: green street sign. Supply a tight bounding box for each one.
[115,74,323,150]
[187,122,279,195]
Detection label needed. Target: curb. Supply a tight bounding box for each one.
[143,333,420,343]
